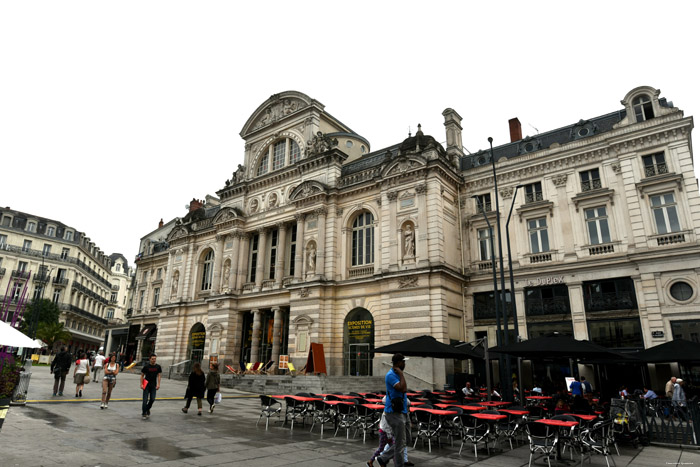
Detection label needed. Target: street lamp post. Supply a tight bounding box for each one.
[506,184,524,396]
[489,137,512,402]
[472,195,502,402]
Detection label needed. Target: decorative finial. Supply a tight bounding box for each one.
[488,137,493,144]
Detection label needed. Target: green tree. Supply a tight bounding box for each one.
[20,299,60,335]
[36,321,72,350]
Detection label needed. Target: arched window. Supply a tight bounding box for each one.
[352,212,374,266]
[201,250,214,290]
[256,153,269,176]
[633,95,654,122]
[256,138,302,176]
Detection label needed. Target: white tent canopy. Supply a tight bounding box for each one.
[0,320,40,348]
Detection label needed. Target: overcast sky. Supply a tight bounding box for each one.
[1,1,698,263]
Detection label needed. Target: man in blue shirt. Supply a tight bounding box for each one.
[642,387,658,400]
[376,353,408,467]
[570,376,583,397]
[581,376,593,395]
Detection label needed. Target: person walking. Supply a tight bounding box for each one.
[182,362,206,416]
[92,351,106,382]
[140,353,162,420]
[73,352,90,398]
[376,353,408,467]
[50,346,72,396]
[665,376,677,398]
[205,362,221,413]
[672,378,688,421]
[570,376,583,398]
[581,376,593,395]
[100,354,119,409]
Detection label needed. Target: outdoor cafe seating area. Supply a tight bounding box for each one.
[255,388,621,465]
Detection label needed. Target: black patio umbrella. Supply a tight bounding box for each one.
[636,339,700,363]
[374,335,481,359]
[489,334,627,360]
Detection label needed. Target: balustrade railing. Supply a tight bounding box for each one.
[348,265,374,278]
[589,244,614,255]
[529,253,552,263]
[657,233,685,246]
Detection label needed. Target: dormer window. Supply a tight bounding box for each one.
[27,221,36,232]
[633,95,654,122]
[256,138,302,176]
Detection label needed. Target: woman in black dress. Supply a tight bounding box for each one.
[182,362,206,415]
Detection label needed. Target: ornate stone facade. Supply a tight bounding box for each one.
[131,87,700,391]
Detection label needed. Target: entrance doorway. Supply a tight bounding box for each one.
[343,308,374,376]
[187,323,206,370]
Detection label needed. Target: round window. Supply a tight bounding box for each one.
[524,142,534,152]
[346,140,354,148]
[670,281,693,301]
[578,128,589,137]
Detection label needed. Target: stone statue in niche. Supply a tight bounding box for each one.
[171,270,179,296]
[404,225,415,258]
[221,262,230,292]
[307,244,316,274]
[249,199,259,213]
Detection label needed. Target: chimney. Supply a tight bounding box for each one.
[189,198,204,212]
[442,108,464,167]
[509,118,522,142]
[158,218,164,229]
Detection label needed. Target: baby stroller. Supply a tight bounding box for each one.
[610,398,647,448]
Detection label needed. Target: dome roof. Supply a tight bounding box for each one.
[399,124,444,154]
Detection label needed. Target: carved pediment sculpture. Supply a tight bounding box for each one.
[306,131,338,156]
[253,98,305,129]
[168,227,189,242]
[289,180,327,201]
[383,156,426,177]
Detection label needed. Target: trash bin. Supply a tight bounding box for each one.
[11,372,31,406]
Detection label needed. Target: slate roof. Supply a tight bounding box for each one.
[461,109,628,171]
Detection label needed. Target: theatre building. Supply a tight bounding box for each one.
[131,87,700,389]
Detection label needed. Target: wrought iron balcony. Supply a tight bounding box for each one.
[53,277,69,286]
[11,269,30,279]
[525,191,544,204]
[525,297,571,316]
[0,267,5,277]
[584,291,636,313]
[581,179,602,192]
[644,163,668,177]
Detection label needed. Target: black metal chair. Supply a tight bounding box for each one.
[355,403,380,442]
[525,421,557,467]
[458,413,491,458]
[579,419,617,467]
[309,400,334,435]
[256,395,281,430]
[334,402,358,438]
[284,396,307,431]
[413,409,441,452]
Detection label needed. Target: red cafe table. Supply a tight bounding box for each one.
[500,409,529,417]
[478,401,511,408]
[471,412,507,421]
[434,403,486,411]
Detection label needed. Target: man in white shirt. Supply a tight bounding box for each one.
[92,351,106,382]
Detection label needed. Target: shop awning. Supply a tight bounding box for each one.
[135,324,157,340]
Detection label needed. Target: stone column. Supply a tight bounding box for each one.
[211,234,225,293]
[270,306,282,372]
[552,174,574,258]
[163,250,175,304]
[315,208,327,277]
[236,233,250,291]
[415,183,428,266]
[294,214,305,281]
[255,228,267,290]
[228,231,241,292]
[250,309,261,363]
[275,222,287,287]
[387,191,399,267]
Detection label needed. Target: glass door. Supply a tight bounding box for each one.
[348,343,372,376]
